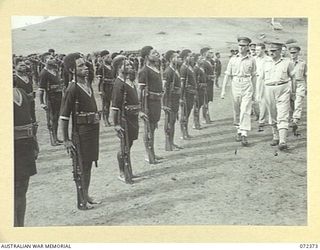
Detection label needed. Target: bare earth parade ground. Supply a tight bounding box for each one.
[12,17,307,226]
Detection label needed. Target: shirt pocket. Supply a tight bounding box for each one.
[243,62,253,75]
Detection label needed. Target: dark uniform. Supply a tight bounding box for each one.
[112,76,139,179]
[97,64,114,125]
[194,64,207,127]
[138,64,163,161]
[60,81,99,163]
[138,65,163,123]
[14,87,37,227]
[203,59,215,102]
[39,67,63,143]
[14,74,36,123]
[180,63,196,137]
[163,65,181,148]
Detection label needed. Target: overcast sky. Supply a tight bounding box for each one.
[11,16,64,29]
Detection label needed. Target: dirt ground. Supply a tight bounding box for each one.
[25,78,307,227]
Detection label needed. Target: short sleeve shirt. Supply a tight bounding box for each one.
[180,64,196,88]
[112,77,139,111]
[138,65,163,93]
[163,65,181,91]
[225,54,257,77]
[292,59,307,81]
[60,82,98,121]
[261,58,295,85]
[39,68,62,92]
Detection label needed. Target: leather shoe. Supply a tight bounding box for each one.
[235,133,242,142]
[270,139,279,146]
[241,136,249,146]
[278,142,288,151]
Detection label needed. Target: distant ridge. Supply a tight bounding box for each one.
[12,17,308,55]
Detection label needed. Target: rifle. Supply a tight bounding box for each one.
[45,93,55,145]
[202,71,211,124]
[71,83,87,209]
[180,65,188,139]
[164,72,173,151]
[141,84,155,163]
[193,71,201,129]
[119,64,133,184]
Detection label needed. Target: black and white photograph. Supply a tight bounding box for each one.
[11,16,307,228]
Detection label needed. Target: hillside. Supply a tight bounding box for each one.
[12,17,308,56]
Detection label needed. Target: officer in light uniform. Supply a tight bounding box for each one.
[255,43,273,131]
[288,45,307,134]
[221,37,257,146]
[258,42,296,150]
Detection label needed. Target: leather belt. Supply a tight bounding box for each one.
[265,80,289,86]
[148,91,163,100]
[14,123,34,140]
[76,112,100,124]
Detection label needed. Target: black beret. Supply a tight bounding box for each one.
[63,53,82,71]
[165,50,176,62]
[180,49,191,59]
[200,47,211,55]
[48,49,55,53]
[141,46,153,58]
[100,50,110,57]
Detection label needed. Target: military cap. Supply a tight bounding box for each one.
[141,46,153,58]
[63,53,82,71]
[249,42,256,48]
[180,49,192,59]
[112,55,126,73]
[269,42,283,51]
[100,50,110,57]
[288,45,301,52]
[48,48,55,53]
[200,47,211,55]
[237,37,252,45]
[165,50,176,62]
[111,52,119,60]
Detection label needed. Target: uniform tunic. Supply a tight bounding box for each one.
[260,58,294,129]
[255,54,273,125]
[14,88,37,181]
[14,74,36,122]
[225,54,256,131]
[292,59,307,120]
[203,60,215,101]
[112,77,140,142]
[194,65,207,108]
[60,82,99,163]
[163,65,181,113]
[138,65,163,123]
[39,68,63,123]
[97,64,114,99]
[180,64,196,118]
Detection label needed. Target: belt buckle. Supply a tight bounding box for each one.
[27,127,33,137]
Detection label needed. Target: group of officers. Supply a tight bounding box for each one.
[13,37,307,226]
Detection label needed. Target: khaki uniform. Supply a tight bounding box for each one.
[255,54,272,125]
[260,58,295,142]
[292,59,307,122]
[225,54,257,135]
